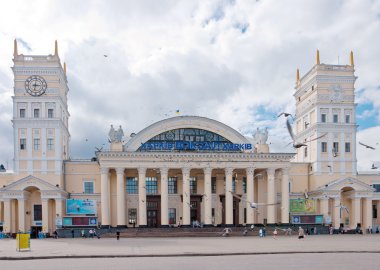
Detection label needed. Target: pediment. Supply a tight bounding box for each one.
[0,175,68,198]
[317,177,374,192]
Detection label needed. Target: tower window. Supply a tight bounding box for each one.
[333,142,339,153]
[126,177,138,194]
[321,142,327,152]
[33,138,40,151]
[304,147,308,157]
[48,109,54,118]
[19,109,26,118]
[168,177,178,194]
[47,138,54,150]
[333,114,338,123]
[321,114,326,123]
[34,109,40,118]
[20,138,26,150]
[345,115,350,123]
[345,142,351,153]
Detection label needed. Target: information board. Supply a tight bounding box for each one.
[289,199,316,213]
[66,199,97,215]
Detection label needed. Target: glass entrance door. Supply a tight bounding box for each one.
[147,210,157,227]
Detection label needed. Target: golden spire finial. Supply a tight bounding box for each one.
[54,40,58,56]
[296,68,300,82]
[64,62,67,75]
[350,50,354,66]
[13,39,18,57]
[316,49,320,65]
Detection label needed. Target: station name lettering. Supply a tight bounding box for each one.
[140,141,252,151]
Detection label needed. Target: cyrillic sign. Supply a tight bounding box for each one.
[140,141,252,151]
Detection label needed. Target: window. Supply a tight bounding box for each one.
[345,115,350,123]
[33,138,40,150]
[47,138,54,150]
[20,109,25,118]
[333,142,339,153]
[244,208,247,223]
[168,208,176,225]
[20,138,26,150]
[83,181,94,194]
[373,184,380,192]
[126,177,138,194]
[304,147,308,157]
[333,114,338,123]
[48,109,54,118]
[34,108,40,118]
[34,205,42,221]
[190,177,197,194]
[243,177,247,193]
[211,177,216,194]
[168,177,177,194]
[373,204,377,219]
[128,208,137,224]
[345,142,351,153]
[321,142,327,153]
[146,177,157,194]
[321,114,326,123]
[232,177,236,193]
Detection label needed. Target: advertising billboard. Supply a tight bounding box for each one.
[289,199,316,213]
[66,199,97,215]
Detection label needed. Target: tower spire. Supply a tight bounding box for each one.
[64,62,67,76]
[54,40,58,56]
[296,68,300,82]
[350,50,354,66]
[13,39,18,57]
[316,49,320,65]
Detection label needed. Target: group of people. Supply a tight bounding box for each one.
[70,229,100,239]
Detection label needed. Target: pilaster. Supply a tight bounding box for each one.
[225,167,233,225]
[138,167,147,227]
[266,168,276,224]
[182,167,191,226]
[116,167,126,226]
[160,167,169,226]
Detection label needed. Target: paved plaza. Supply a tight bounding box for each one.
[1,234,380,259]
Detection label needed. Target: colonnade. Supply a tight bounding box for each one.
[100,166,290,227]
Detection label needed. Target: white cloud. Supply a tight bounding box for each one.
[0,0,379,168]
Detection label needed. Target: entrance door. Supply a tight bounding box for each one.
[30,226,42,239]
[147,210,157,227]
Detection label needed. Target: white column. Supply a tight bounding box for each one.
[267,168,276,224]
[116,168,126,226]
[246,167,255,224]
[203,167,212,225]
[3,199,11,233]
[225,168,233,225]
[55,198,64,218]
[100,167,110,226]
[351,197,361,229]
[41,198,49,232]
[333,197,341,229]
[281,168,290,224]
[138,167,147,227]
[363,198,372,233]
[160,168,169,226]
[18,198,26,232]
[182,167,191,226]
[319,197,329,223]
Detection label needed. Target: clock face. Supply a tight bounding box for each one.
[25,75,47,96]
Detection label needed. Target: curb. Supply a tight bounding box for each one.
[1,250,380,260]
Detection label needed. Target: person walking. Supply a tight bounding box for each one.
[71,229,75,238]
[116,230,120,240]
[273,229,278,240]
[298,226,305,240]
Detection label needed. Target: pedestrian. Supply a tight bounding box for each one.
[89,229,93,238]
[116,230,120,240]
[81,229,85,238]
[273,229,278,240]
[53,230,58,239]
[71,229,75,238]
[263,227,266,237]
[329,225,333,235]
[94,229,100,239]
[243,228,248,236]
[298,226,305,240]
[259,228,263,237]
[286,227,292,236]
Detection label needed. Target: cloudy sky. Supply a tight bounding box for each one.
[0,0,379,171]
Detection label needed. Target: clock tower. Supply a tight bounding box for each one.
[293,50,357,188]
[12,40,70,186]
